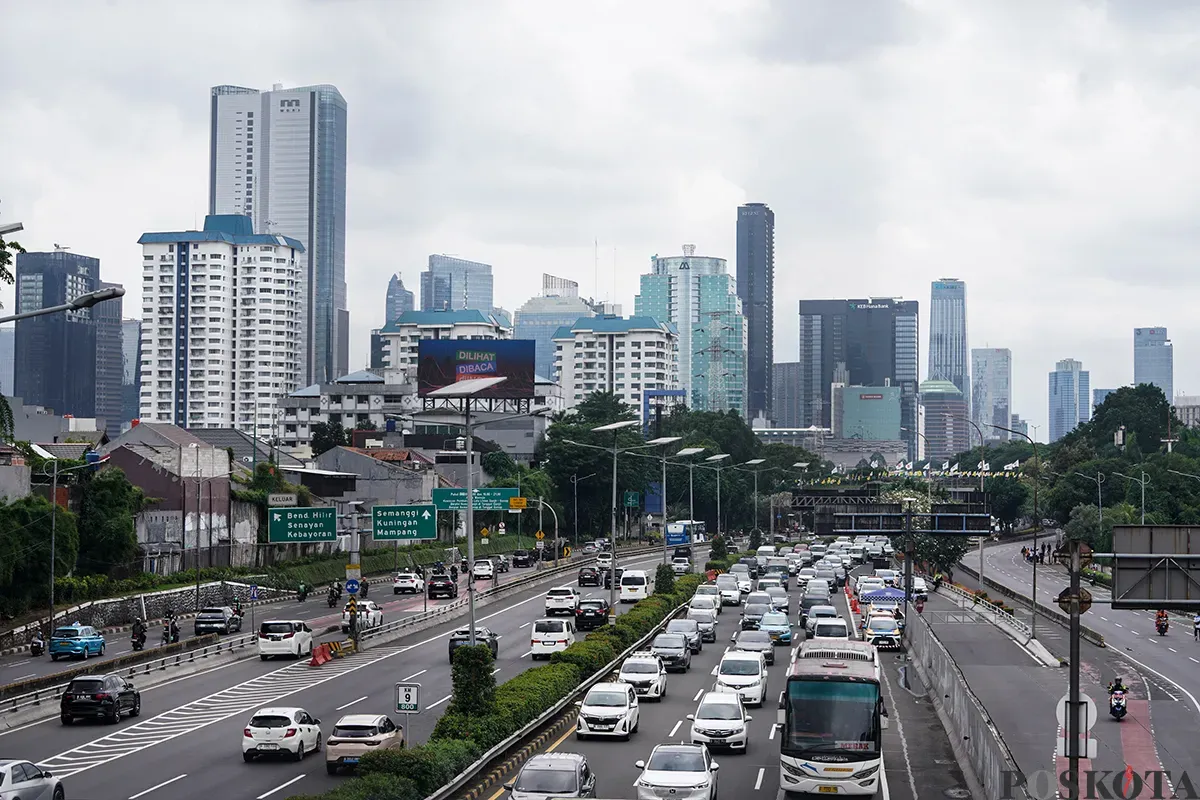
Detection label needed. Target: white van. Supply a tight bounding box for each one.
[620,570,650,603]
[755,545,777,568]
[530,618,575,659]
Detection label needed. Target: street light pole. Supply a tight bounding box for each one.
[1074,471,1105,523]
[1114,470,1150,524]
[590,420,643,618]
[992,423,1041,640]
[704,454,731,537]
[901,427,931,505]
[951,415,987,586]
[737,459,766,537]
[571,472,595,554]
[645,436,682,564]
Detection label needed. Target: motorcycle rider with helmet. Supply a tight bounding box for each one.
[1108,677,1129,695]
[1156,609,1169,633]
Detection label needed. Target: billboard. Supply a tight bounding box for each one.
[417,339,536,398]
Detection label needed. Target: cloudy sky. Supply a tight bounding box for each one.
[3,0,1198,440]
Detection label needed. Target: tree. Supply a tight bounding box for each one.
[77,468,146,576]
[904,532,970,578]
[311,421,348,455]
[654,563,676,596]
[0,495,79,617]
[354,420,377,431]
[482,450,518,481]
[748,529,763,550]
[709,533,728,561]
[448,644,496,717]
[984,476,1028,532]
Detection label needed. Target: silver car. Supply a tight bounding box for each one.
[666,618,703,653]
[0,760,64,800]
[507,753,597,800]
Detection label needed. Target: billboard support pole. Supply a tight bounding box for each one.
[465,402,477,648]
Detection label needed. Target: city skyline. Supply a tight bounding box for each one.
[5,3,1200,440]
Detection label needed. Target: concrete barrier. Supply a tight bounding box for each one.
[956,563,1106,648]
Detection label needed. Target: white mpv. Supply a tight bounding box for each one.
[530,618,575,659]
[257,620,314,660]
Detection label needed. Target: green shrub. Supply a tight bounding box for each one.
[654,564,676,596]
[552,638,618,675]
[449,644,496,717]
[710,533,728,561]
[358,738,479,796]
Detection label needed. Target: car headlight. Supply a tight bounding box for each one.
[853,766,879,780]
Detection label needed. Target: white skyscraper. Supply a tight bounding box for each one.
[209,83,348,386]
[971,348,1012,440]
[138,215,303,437]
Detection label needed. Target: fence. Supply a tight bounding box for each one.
[907,609,1027,800]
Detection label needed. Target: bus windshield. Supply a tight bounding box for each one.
[783,679,881,759]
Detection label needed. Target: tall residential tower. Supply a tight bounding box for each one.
[209,83,349,386]
[1048,358,1090,441]
[736,203,774,422]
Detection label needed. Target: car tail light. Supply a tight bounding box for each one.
[258,632,268,639]
[282,632,295,639]
[558,639,568,645]
[531,639,537,647]
[94,692,109,700]
[244,728,253,737]
[284,728,297,738]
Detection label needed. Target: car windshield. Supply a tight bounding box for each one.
[674,558,689,565]
[53,628,81,638]
[68,678,104,692]
[333,724,379,738]
[515,768,578,794]
[720,659,761,676]
[696,586,719,594]
[647,750,706,772]
[260,622,294,635]
[738,631,771,645]
[534,621,565,634]
[716,576,738,588]
[667,621,696,633]
[692,597,716,607]
[199,608,225,615]
[761,613,789,627]
[747,593,770,605]
[869,619,897,631]
[744,604,769,616]
[250,715,292,728]
[451,629,487,639]
[585,689,628,707]
[698,701,742,720]
[816,571,835,579]
[654,634,686,649]
[687,611,712,624]
[730,565,748,574]
[549,590,574,597]
[623,661,658,674]
[816,623,847,637]
[813,608,838,619]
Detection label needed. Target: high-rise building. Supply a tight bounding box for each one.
[797,298,920,458]
[1134,327,1173,402]
[0,327,13,397]
[552,316,679,416]
[1010,414,1030,439]
[635,245,746,414]
[377,309,511,382]
[138,215,304,436]
[94,280,125,438]
[1093,388,1116,412]
[385,274,415,324]
[772,362,802,428]
[121,319,142,431]
[1048,358,1091,441]
[514,275,596,379]
[920,380,970,463]
[1176,396,1200,430]
[420,255,493,313]
[14,250,101,418]
[929,279,969,413]
[209,83,349,386]
[736,203,774,421]
[971,348,1011,441]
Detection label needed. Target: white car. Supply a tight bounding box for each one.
[618,653,668,701]
[689,594,722,617]
[472,560,495,580]
[855,577,885,598]
[596,552,614,570]
[715,576,741,606]
[242,706,323,762]
[688,691,751,751]
[577,682,640,739]
[257,620,314,660]
[804,605,840,638]
[0,759,64,800]
[342,600,383,633]
[671,557,692,575]
[713,651,767,707]
[635,744,719,800]
[530,617,575,659]
[811,618,853,641]
[545,586,581,616]
[392,572,425,594]
[911,576,929,599]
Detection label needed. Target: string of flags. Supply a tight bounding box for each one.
[801,458,1025,485]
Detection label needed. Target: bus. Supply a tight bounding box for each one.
[666,520,707,543]
[777,657,887,796]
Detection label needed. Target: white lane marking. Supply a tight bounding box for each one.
[429,694,452,709]
[521,649,533,658]
[669,720,682,737]
[877,648,918,800]
[336,695,367,710]
[769,723,778,740]
[710,666,718,677]
[4,660,32,668]
[256,774,306,799]
[403,669,427,680]
[754,767,765,790]
[693,688,705,701]
[1111,648,1200,717]
[1191,657,1199,664]
[1115,623,1124,628]
[1100,616,1109,621]
[10,673,35,682]
[129,773,188,799]
[492,668,501,675]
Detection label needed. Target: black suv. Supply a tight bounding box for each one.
[512,550,536,568]
[448,627,499,662]
[602,567,625,589]
[574,598,611,631]
[428,574,459,599]
[194,606,242,636]
[577,566,601,587]
[61,674,141,725]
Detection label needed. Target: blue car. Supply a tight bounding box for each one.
[758,612,793,645]
[49,623,106,661]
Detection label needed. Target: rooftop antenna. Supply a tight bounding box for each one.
[594,238,599,303]
[612,246,617,304]
[53,243,70,252]
[1163,407,1179,453]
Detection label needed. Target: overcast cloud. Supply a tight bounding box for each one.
[3,0,1199,440]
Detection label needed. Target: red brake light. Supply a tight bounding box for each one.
[244,728,253,737]
[282,632,295,639]
[284,728,297,738]
[94,693,109,700]
[258,632,268,639]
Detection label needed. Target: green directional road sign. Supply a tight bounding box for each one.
[432,487,518,512]
[268,506,337,543]
[373,504,437,541]
[623,491,640,508]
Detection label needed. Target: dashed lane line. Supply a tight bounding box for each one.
[336,695,367,710]
[693,688,705,701]
[256,773,306,799]
[754,767,765,790]
[403,669,426,680]
[669,720,681,737]
[128,773,187,799]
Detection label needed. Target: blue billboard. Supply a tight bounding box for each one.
[417,339,536,399]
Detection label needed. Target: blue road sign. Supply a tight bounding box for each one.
[666,532,689,546]
[249,585,259,601]
[345,579,361,595]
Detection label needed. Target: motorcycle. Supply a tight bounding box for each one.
[131,629,146,651]
[327,590,339,608]
[29,636,45,657]
[297,584,309,602]
[1157,618,1169,636]
[1110,690,1127,720]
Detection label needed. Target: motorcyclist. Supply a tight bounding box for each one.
[1107,677,1128,695]
[450,564,459,582]
[30,628,45,656]
[1194,612,1200,641]
[169,616,180,643]
[1156,610,1169,630]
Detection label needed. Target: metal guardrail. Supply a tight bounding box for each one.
[955,562,1106,648]
[936,579,1034,638]
[1,632,259,716]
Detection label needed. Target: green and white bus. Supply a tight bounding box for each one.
[777,657,887,796]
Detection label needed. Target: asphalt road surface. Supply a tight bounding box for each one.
[0,550,671,800]
[960,541,1200,789]
[0,553,600,687]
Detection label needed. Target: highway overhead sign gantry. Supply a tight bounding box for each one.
[268,506,337,543]
[372,504,437,541]
[433,487,518,511]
